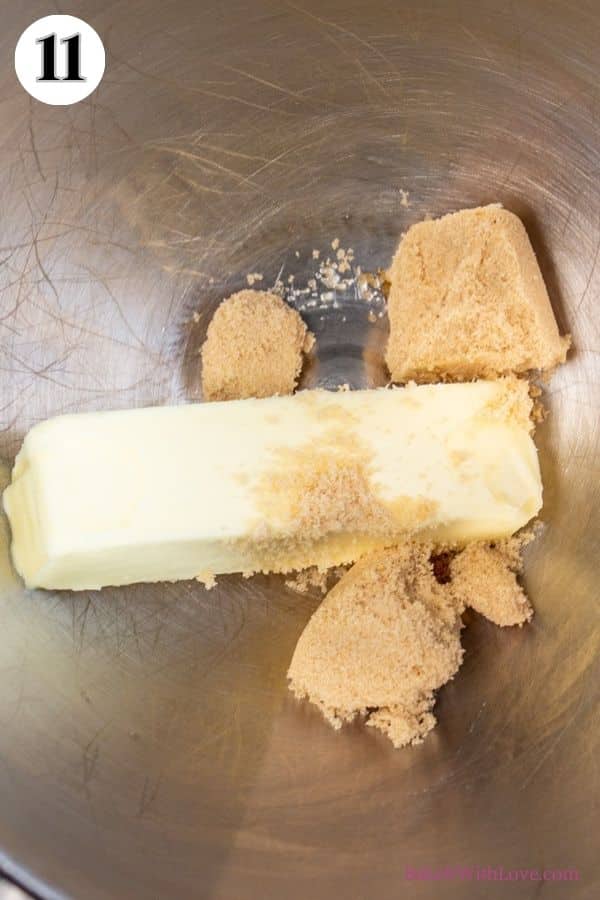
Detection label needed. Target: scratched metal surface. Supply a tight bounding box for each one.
[0,1,598,899]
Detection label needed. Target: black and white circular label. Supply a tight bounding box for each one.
[15,15,105,106]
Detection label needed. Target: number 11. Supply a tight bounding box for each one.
[36,33,84,82]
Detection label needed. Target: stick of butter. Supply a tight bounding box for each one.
[2,381,542,590]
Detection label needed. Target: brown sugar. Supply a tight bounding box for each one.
[228,401,439,578]
[285,565,348,595]
[450,533,535,627]
[287,532,537,747]
[194,227,559,751]
[287,544,464,748]
[386,205,570,383]
[233,434,437,577]
[201,290,314,401]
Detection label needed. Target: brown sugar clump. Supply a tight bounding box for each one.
[386,205,570,383]
[451,538,533,627]
[288,544,463,748]
[201,290,314,401]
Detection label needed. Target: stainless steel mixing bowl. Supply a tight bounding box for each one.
[0,2,598,898]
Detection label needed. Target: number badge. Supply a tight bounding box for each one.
[15,15,105,106]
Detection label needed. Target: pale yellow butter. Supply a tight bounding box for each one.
[2,382,542,590]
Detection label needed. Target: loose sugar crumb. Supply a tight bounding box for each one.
[201,290,314,401]
[270,241,387,317]
[246,272,263,286]
[529,383,548,423]
[285,565,348,595]
[196,571,217,590]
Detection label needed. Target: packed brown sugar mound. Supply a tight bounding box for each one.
[201,290,314,401]
[287,544,464,748]
[385,205,570,383]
